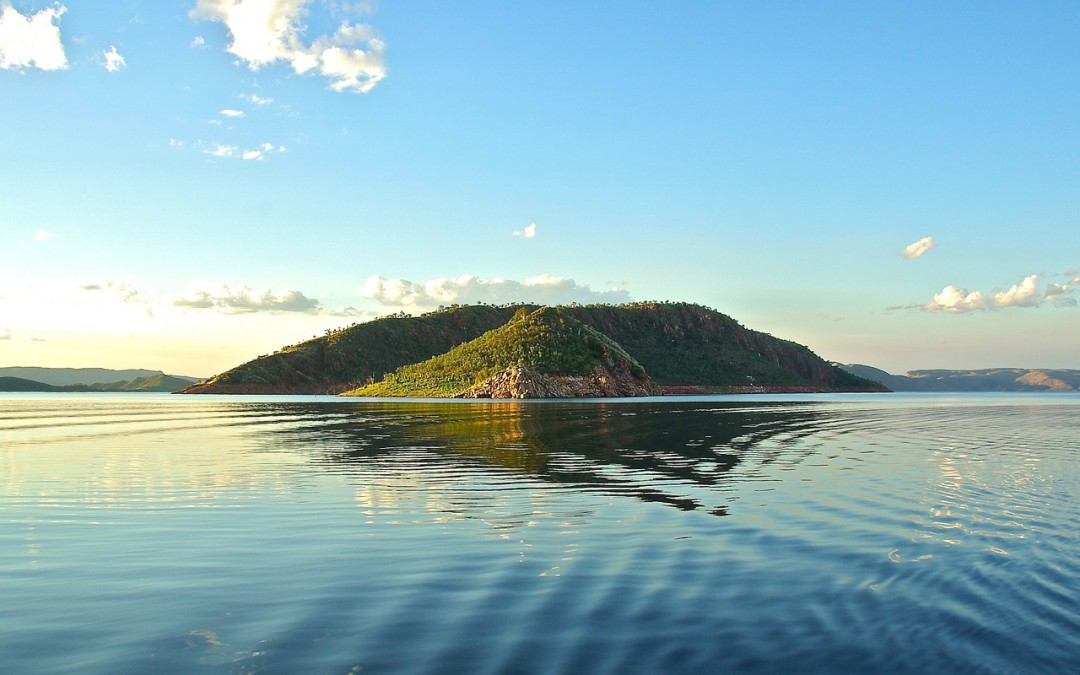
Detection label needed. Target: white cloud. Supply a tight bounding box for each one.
[512,223,537,239]
[990,275,1041,308]
[0,2,67,71]
[173,284,321,314]
[206,143,236,157]
[190,0,386,93]
[245,93,273,105]
[31,229,51,241]
[220,108,245,117]
[169,138,183,147]
[359,273,633,308]
[925,285,985,314]
[0,327,12,340]
[81,280,139,302]
[102,44,125,72]
[900,236,936,260]
[191,35,206,48]
[202,141,284,161]
[924,274,1076,313]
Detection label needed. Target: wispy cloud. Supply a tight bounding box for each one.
[191,35,206,48]
[81,280,140,302]
[205,143,237,157]
[202,141,284,160]
[512,223,537,239]
[923,274,1077,313]
[245,93,273,105]
[173,284,321,314]
[31,229,51,241]
[220,108,245,118]
[359,273,632,308]
[900,236,936,260]
[101,45,125,72]
[190,0,386,93]
[0,3,67,71]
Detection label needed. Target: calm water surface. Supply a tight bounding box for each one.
[1,393,1078,674]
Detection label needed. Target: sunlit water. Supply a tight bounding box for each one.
[2,392,1078,674]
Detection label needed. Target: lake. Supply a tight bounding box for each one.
[2,392,1078,674]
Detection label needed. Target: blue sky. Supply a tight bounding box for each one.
[2,1,1079,376]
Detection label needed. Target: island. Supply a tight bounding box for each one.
[180,301,885,397]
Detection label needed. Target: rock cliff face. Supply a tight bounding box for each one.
[457,364,660,399]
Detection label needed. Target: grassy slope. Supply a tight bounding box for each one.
[351,307,646,397]
[186,302,878,394]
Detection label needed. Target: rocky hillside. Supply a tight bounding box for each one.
[182,302,883,395]
[347,307,660,398]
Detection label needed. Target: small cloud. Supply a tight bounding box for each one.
[923,274,1075,313]
[81,280,139,302]
[205,143,236,157]
[101,45,125,72]
[31,229,51,241]
[324,305,374,319]
[173,284,321,314]
[190,0,386,93]
[900,236,936,260]
[359,273,632,308]
[245,93,273,105]
[169,138,183,147]
[220,108,245,118]
[200,141,283,161]
[0,328,12,340]
[0,3,67,71]
[191,35,206,48]
[512,223,537,239]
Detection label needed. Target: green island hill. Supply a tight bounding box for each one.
[180,301,884,397]
[346,307,660,398]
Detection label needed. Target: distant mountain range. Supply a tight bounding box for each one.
[840,364,1080,392]
[0,368,200,393]
[182,302,883,396]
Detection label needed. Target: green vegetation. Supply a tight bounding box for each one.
[184,301,884,395]
[350,307,646,397]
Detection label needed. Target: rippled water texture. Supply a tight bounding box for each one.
[2,393,1079,673]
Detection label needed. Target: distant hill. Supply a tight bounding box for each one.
[65,374,201,393]
[0,369,200,393]
[0,376,58,392]
[348,307,659,398]
[0,367,199,387]
[182,302,883,395]
[840,364,1080,392]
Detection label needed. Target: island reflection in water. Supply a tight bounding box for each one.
[267,399,840,517]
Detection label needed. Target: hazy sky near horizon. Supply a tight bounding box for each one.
[3,1,1079,377]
